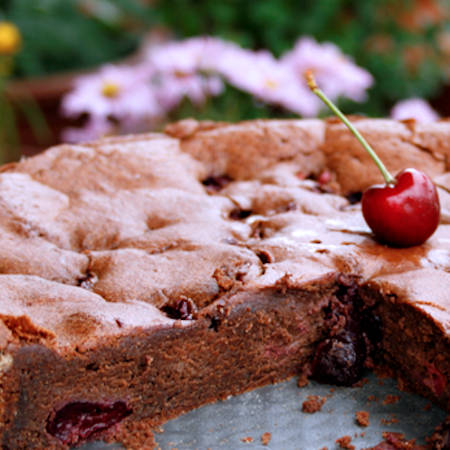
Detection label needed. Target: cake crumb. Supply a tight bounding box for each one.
[297,373,309,388]
[376,369,391,379]
[319,447,328,450]
[383,394,400,405]
[424,402,432,411]
[367,394,377,402]
[360,432,366,437]
[380,415,399,425]
[354,377,369,388]
[241,436,253,443]
[356,410,370,427]
[397,378,408,392]
[302,395,327,413]
[336,435,355,450]
[381,431,418,449]
[0,353,13,373]
[261,432,272,446]
[427,416,450,449]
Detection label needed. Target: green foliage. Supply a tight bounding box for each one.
[170,84,297,125]
[0,0,154,78]
[0,0,155,162]
[156,0,448,118]
[0,0,447,155]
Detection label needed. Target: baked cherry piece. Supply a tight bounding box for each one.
[46,400,131,445]
[312,329,366,386]
[162,297,197,320]
[362,168,440,247]
[306,71,441,247]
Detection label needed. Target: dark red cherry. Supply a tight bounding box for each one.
[311,329,366,386]
[362,168,440,247]
[162,297,197,320]
[305,70,441,247]
[46,400,131,445]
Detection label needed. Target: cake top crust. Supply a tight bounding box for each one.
[0,118,448,350]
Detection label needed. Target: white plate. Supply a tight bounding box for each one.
[79,371,446,449]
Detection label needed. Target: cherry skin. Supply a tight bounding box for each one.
[305,70,441,247]
[362,168,440,247]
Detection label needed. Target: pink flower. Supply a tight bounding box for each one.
[61,64,163,142]
[155,73,223,110]
[61,35,376,140]
[218,47,322,116]
[145,36,233,74]
[390,98,440,124]
[144,37,227,109]
[61,117,113,143]
[281,37,373,103]
[61,64,161,121]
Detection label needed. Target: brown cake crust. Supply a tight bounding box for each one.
[323,117,447,194]
[0,118,448,448]
[165,118,326,180]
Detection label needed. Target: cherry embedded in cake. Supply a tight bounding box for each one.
[0,117,448,448]
[46,401,132,446]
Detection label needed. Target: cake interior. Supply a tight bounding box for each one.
[2,276,448,449]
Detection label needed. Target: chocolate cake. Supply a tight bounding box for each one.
[0,117,448,449]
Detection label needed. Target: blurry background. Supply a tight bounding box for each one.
[0,0,448,162]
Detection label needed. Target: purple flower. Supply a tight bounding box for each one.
[61,116,113,143]
[61,34,376,142]
[144,37,226,109]
[153,72,224,110]
[61,64,164,143]
[218,47,322,116]
[145,36,233,74]
[281,37,373,103]
[390,98,440,124]
[61,64,161,121]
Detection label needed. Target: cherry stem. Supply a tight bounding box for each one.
[305,70,395,185]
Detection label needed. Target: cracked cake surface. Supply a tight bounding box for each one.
[0,118,448,448]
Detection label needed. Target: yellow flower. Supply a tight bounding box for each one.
[0,22,21,55]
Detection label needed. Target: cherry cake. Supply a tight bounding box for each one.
[0,117,448,449]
